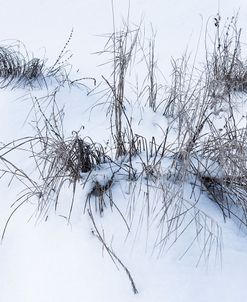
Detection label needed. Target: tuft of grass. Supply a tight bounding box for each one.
[0,45,46,88]
[208,14,247,95]
[0,30,81,89]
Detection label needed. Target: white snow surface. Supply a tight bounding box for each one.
[1,1,247,302]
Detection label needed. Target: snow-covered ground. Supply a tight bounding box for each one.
[1,1,247,302]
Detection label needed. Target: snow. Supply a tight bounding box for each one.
[1,1,247,302]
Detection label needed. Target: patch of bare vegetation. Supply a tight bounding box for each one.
[2,12,247,293]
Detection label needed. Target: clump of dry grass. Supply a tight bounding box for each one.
[0,44,46,88]
[0,30,79,89]
[0,92,110,225]
[98,23,140,158]
[207,14,247,96]
[194,117,247,227]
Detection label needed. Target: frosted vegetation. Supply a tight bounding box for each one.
[1,9,247,300]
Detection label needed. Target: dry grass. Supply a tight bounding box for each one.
[0,30,79,89]
[207,14,247,96]
[2,14,247,281]
[0,44,46,88]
